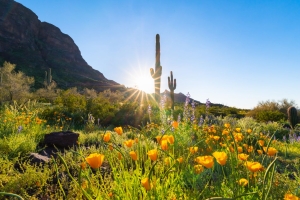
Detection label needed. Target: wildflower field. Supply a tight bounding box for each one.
[0,99,299,200]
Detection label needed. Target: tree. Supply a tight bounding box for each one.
[246,99,298,122]
[0,61,34,103]
[34,80,58,103]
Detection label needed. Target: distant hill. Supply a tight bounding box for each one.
[0,0,124,91]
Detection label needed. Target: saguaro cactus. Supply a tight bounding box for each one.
[168,71,176,110]
[45,68,52,87]
[150,34,162,104]
[287,106,298,129]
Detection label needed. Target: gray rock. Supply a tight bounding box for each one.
[44,131,79,148]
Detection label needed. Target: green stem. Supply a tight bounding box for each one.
[0,192,24,200]
[57,153,93,200]
[52,158,66,199]
[261,156,278,200]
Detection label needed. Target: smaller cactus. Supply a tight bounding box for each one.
[45,68,52,87]
[287,106,298,129]
[168,71,176,110]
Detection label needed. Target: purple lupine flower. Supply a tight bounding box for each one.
[190,100,196,122]
[198,115,204,126]
[206,99,211,108]
[183,92,191,123]
[177,114,181,122]
[185,92,190,107]
[160,91,167,109]
[206,98,211,114]
[191,100,195,109]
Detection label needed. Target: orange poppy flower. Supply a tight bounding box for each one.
[141,178,151,191]
[263,147,277,156]
[234,133,244,142]
[85,153,104,169]
[195,156,214,168]
[172,121,179,129]
[238,146,243,153]
[212,151,228,166]
[257,150,263,155]
[284,193,299,200]
[161,139,168,150]
[124,139,134,148]
[114,127,123,135]
[103,132,111,142]
[238,178,248,186]
[168,135,175,144]
[177,157,184,163]
[235,128,241,132]
[222,130,229,135]
[245,161,264,172]
[238,153,249,161]
[247,146,254,153]
[258,140,265,147]
[129,151,138,161]
[224,123,230,128]
[147,149,158,161]
[189,146,199,154]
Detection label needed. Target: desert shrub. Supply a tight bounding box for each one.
[247,99,299,123]
[86,95,117,126]
[55,88,86,113]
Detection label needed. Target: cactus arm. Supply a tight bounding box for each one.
[150,68,154,77]
[174,79,176,90]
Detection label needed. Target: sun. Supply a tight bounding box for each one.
[134,74,154,94]
[126,67,154,94]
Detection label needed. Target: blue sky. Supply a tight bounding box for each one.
[16,0,300,109]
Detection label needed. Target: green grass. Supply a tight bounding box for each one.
[0,103,299,200]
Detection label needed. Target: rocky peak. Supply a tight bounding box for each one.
[0,0,123,91]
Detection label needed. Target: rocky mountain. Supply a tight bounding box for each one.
[0,0,124,91]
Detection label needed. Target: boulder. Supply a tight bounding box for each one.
[44,131,79,148]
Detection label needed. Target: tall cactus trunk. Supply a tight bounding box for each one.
[168,71,176,110]
[150,34,162,104]
[287,106,298,129]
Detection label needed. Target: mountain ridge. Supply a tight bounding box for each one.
[0,0,123,91]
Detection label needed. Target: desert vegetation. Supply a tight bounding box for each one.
[0,61,300,199]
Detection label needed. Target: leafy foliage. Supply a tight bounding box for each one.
[0,61,34,103]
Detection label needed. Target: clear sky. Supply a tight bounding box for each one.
[15,0,300,109]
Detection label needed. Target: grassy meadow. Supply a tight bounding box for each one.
[0,96,299,200]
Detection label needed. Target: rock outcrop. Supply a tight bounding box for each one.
[0,0,123,91]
